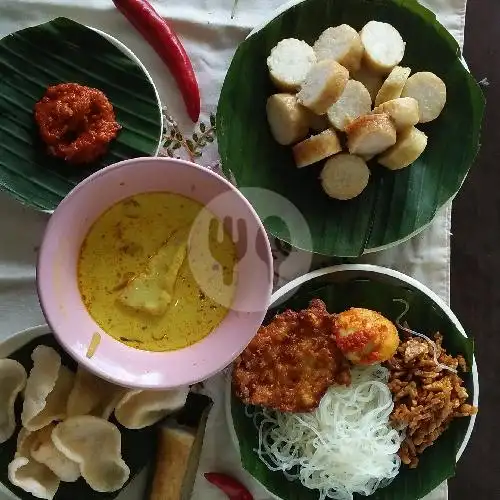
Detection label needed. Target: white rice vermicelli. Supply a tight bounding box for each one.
[249,365,404,500]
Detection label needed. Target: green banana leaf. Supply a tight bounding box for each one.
[230,274,476,500]
[0,17,162,212]
[217,0,485,257]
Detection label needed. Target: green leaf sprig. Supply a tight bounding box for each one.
[162,111,216,161]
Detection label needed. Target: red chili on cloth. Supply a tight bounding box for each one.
[113,0,201,122]
[205,473,254,500]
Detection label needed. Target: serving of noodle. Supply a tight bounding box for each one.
[248,365,404,500]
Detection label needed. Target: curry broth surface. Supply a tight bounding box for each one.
[78,192,238,351]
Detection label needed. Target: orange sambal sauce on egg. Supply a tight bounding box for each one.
[333,307,400,365]
[77,192,238,352]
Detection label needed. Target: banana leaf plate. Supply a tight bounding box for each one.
[0,17,162,212]
[217,0,485,257]
[227,264,479,500]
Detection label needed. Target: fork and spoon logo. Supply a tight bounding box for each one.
[188,187,313,312]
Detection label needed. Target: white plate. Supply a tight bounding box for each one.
[0,325,149,500]
[90,26,163,156]
[0,325,48,500]
[225,264,479,500]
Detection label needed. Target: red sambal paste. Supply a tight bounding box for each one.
[34,83,121,164]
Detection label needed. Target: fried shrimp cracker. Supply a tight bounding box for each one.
[233,299,351,413]
[25,366,75,431]
[114,386,188,429]
[0,359,27,443]
[8,456,60,500]
[67,365,125,420]
[21,346,61,431]
[52,416,130,493]
[30,425,80,483]
[11,425,62,499]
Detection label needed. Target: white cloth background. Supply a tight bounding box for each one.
[0,0,467,499]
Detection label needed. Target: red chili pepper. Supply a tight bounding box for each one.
[204,472,254,500]
[112,0,201,122]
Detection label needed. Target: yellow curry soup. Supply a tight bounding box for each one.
[78,192,238,352]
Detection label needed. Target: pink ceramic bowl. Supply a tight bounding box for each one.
[37,157,273,389]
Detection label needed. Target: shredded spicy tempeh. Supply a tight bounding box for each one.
[385,333,477,468]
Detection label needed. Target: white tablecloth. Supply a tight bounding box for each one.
[0,1,467,499]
